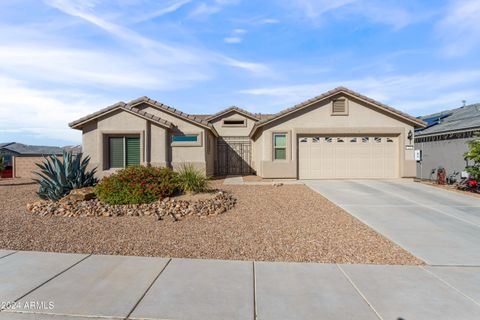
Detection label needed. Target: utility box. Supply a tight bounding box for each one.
[414,149,422,161]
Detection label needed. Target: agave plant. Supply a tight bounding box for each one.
[33,151,98,201]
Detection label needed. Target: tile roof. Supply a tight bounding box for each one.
[128,96,214,129]
[69,97,215,132]
[205,106,261,121]
[0,142,65,155]
[251,87,426,135]
[69,101,173,129]
[416,103,480,136]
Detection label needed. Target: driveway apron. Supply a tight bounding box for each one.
[306,180,480,266]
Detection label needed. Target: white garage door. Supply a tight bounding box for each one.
[299,136,399,179]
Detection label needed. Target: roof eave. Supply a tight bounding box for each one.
[416,126,480,138]
[69,105,174,130]
[250,87,426,136]
[129,99,219,136]
[205,106,260,122]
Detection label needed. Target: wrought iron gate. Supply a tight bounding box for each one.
[216,136,253,175]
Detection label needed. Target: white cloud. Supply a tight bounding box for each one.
[188,0,238,18]
[221,56,270,74]
[289,0,421,29]
[233,28,246,34]
[189,2,222,17]
[0,45,201,89]
[295,0,356,18]
[437,0,480,56]
[0,76,107,143]
[45,0,269,74]
[260,18,280,24]
[224,37,242,43]
[239,70,480,114]
[130,0,192,23]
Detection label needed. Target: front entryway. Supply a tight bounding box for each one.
[298,135,399,179]
[216,136,253,175]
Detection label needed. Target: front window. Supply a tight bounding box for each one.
[109,136,140,169]
[171,134,198,142]
[273,133,287,160]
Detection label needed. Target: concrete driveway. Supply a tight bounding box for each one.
[306,180,480,266]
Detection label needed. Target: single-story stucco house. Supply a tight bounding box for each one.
[415,102,480,180]
[69,87,426,179]
[0,142,80,179]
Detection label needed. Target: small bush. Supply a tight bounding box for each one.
[176,164,210,193]
[95,166,178,205]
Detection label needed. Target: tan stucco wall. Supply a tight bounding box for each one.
[210,111,256,137]
[81,104,209,177]
[205,131,216,176]
[254,95,416,178]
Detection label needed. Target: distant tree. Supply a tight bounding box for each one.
[464,132,480,180]
[0,152,4,172]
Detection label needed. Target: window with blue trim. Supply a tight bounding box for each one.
[171,134,198,142]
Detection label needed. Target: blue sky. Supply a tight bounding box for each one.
[1,0,480,146]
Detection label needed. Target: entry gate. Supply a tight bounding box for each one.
[216,136,253,175]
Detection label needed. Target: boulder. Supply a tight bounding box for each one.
[62,187,96,202]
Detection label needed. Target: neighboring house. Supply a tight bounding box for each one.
[415,103,480,180]
[69,87,425,179]
[0,142,69,179]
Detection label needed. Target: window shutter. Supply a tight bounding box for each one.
[333,99,346,113]
[126,137,140,166]
[109,137,124,168]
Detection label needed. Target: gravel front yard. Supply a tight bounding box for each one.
[0,179,422,265]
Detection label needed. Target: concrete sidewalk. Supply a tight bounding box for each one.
[1,250,479,319]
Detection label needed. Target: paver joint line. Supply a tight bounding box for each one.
[336,264,384,320]
[420,266,480,307]
[252,261,257,320]
[125,258,172,320]
[1,253,93,312]
[0,250,18,260]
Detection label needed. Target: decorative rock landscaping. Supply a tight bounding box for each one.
[26,190,236,221]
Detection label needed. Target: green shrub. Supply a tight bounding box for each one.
[95,166,179,205]
[176,164,210,193]
[465,132,480,180]
[34,151,98,201]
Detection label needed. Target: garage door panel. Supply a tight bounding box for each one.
[299,135,399,179]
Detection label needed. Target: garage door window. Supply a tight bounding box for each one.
[273,133,287,160]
